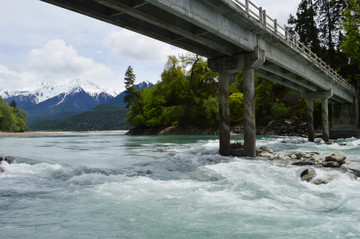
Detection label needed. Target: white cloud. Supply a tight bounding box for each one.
[0,39,114,91]
[105,29,186,63]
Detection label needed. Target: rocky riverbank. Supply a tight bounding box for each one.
[230,142,360,184]
[127,117,309,137]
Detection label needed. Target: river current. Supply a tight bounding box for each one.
[0,132,359,238]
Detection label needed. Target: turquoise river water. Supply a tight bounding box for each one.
[0,132,359,238]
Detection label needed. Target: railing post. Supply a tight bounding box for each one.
[274,19,277,33]
[285,30,288,41]
[258,7,262,22]
[245,0,249,14]
[262,10,266,27]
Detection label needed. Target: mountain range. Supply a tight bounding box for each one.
[0,79,153,124]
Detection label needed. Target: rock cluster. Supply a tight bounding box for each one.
[0,155,17,173]
[255,146,359,184]
[257,146,347,168]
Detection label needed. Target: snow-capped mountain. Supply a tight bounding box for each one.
[0,79,118,105]
[0,79,153,123]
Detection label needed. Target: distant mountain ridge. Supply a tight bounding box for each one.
[0,80,153,123]
[29,104,130,131]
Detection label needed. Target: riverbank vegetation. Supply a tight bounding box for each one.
[0,98,29,132]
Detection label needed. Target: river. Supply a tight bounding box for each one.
[0,132,359,238]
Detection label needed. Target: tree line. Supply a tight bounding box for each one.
[124,54,307,129]
[288,0,360,87]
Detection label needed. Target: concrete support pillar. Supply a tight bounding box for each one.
[243,67,256,157]
[306,99,315,142]
[218,71,230,156]
[304,90,332,142]
[322,98,329,142]
[208,47,265,157]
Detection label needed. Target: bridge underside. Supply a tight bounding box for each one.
[41,0,359,155]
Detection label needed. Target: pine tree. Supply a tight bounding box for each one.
[315,0,346,66]
[288,0,321,53]
[123,66,139,108]
[10,100,17,109]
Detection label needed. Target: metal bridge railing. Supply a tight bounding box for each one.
[233,0,357,96]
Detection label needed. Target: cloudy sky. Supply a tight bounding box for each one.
[0,0,299,92]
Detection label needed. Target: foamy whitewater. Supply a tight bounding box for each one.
[0,133,359,238]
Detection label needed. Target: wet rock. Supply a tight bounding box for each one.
[313,178,330,185]
[5,156,16,164]
[342,162,360,177]
[312,154,323,165]
[292,159,315,166]
[256,146,276,159]
[0,154,3,162]
[324,151,346,166]
[295,152,307,159]
[300,167,317,182]
[322,161,340,168]
[0,167,4,173]
[338,142,354,146]
[274,152,287,160]
[259,146,273,154]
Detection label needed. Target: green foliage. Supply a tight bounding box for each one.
[29,104,130,131]
[229,92,243,124]
[288,0,321,53]
[340,0,360,66]
[0,97,29,132]
[127,54,218,128]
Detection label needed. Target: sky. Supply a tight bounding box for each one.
[0,0,299,92]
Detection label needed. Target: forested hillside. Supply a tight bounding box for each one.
[29,104,130,131]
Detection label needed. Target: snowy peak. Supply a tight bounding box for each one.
[33,79,118,103]
[1,79,119,105]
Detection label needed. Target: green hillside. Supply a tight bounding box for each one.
[29,104,131,131]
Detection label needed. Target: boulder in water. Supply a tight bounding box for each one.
[5,156,16,164]
[322,161,340,168]
[343,162,360,177]
[0,167,4,173]
[324,151,346,166]
[300,167,317,182]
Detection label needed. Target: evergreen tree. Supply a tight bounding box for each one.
[288,0,321,53]
[10,100,17,109]
[123,66,139,108]
[315,0,346,66]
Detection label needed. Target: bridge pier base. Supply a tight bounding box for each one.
[322,98,330,142]
[306,99,315,142]
[218,71,231,156]
[243,67,256,157]
[208,48,265,157]
[330,98,360,138]
[304,90,332,142]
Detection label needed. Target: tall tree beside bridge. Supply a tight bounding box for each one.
[288,0,321,54]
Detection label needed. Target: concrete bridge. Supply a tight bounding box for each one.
[41,0,359,156]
